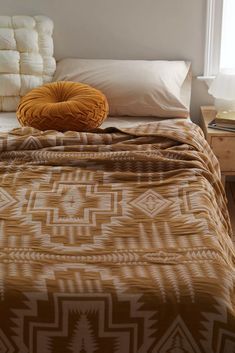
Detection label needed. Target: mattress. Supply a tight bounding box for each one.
[0,119,234,352]
[0,112,191,131]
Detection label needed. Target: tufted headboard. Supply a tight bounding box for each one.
[0,15,56,111]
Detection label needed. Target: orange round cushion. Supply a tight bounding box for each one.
[16,81,109,132]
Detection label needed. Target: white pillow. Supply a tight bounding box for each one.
[0,16,56,111]
[54,59,191,118]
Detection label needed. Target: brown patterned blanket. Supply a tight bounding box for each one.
[0,120,234,353]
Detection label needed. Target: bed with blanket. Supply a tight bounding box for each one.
[0,27,234,350]
[0,118,234,353]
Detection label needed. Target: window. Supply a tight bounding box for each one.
[204,0,235,77]
[220,0,235,69]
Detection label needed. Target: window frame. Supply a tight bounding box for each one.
[203,0,224,77]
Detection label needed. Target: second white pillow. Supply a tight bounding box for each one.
[54,59,191,118]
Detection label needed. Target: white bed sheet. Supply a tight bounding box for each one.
[0,113,20,132]
[0,113,191,132]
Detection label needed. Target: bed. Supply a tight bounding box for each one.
[0,53,234,352]
[0,113,234,353]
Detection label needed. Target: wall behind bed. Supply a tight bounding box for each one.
[1,0,213,123]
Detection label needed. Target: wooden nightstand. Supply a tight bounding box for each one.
[201,106,235,185]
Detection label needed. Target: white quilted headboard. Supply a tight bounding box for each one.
[0,15,56,111]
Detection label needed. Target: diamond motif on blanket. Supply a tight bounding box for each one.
[131,189,171,218]
[62,187,83,216]
[0,187,15,211]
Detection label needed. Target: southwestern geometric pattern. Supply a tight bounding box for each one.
[0,120,234,353]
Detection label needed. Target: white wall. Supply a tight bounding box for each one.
[0,0,213,123]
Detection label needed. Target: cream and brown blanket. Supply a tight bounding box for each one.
[0,120,234,353]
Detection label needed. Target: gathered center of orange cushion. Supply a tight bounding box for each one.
[17,81,109,132]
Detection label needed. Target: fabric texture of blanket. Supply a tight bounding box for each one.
[0,15,56,111]
[0,120,234,352]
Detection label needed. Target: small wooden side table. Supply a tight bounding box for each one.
[201,106,235,185]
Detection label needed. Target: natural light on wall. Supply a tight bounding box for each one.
[220,0,235,70]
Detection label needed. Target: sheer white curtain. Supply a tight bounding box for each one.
[220,0,235,70]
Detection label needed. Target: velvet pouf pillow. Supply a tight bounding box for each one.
[16,81,109,132]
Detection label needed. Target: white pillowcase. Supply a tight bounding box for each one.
[0,15,56,111]
[54,59,191,118]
